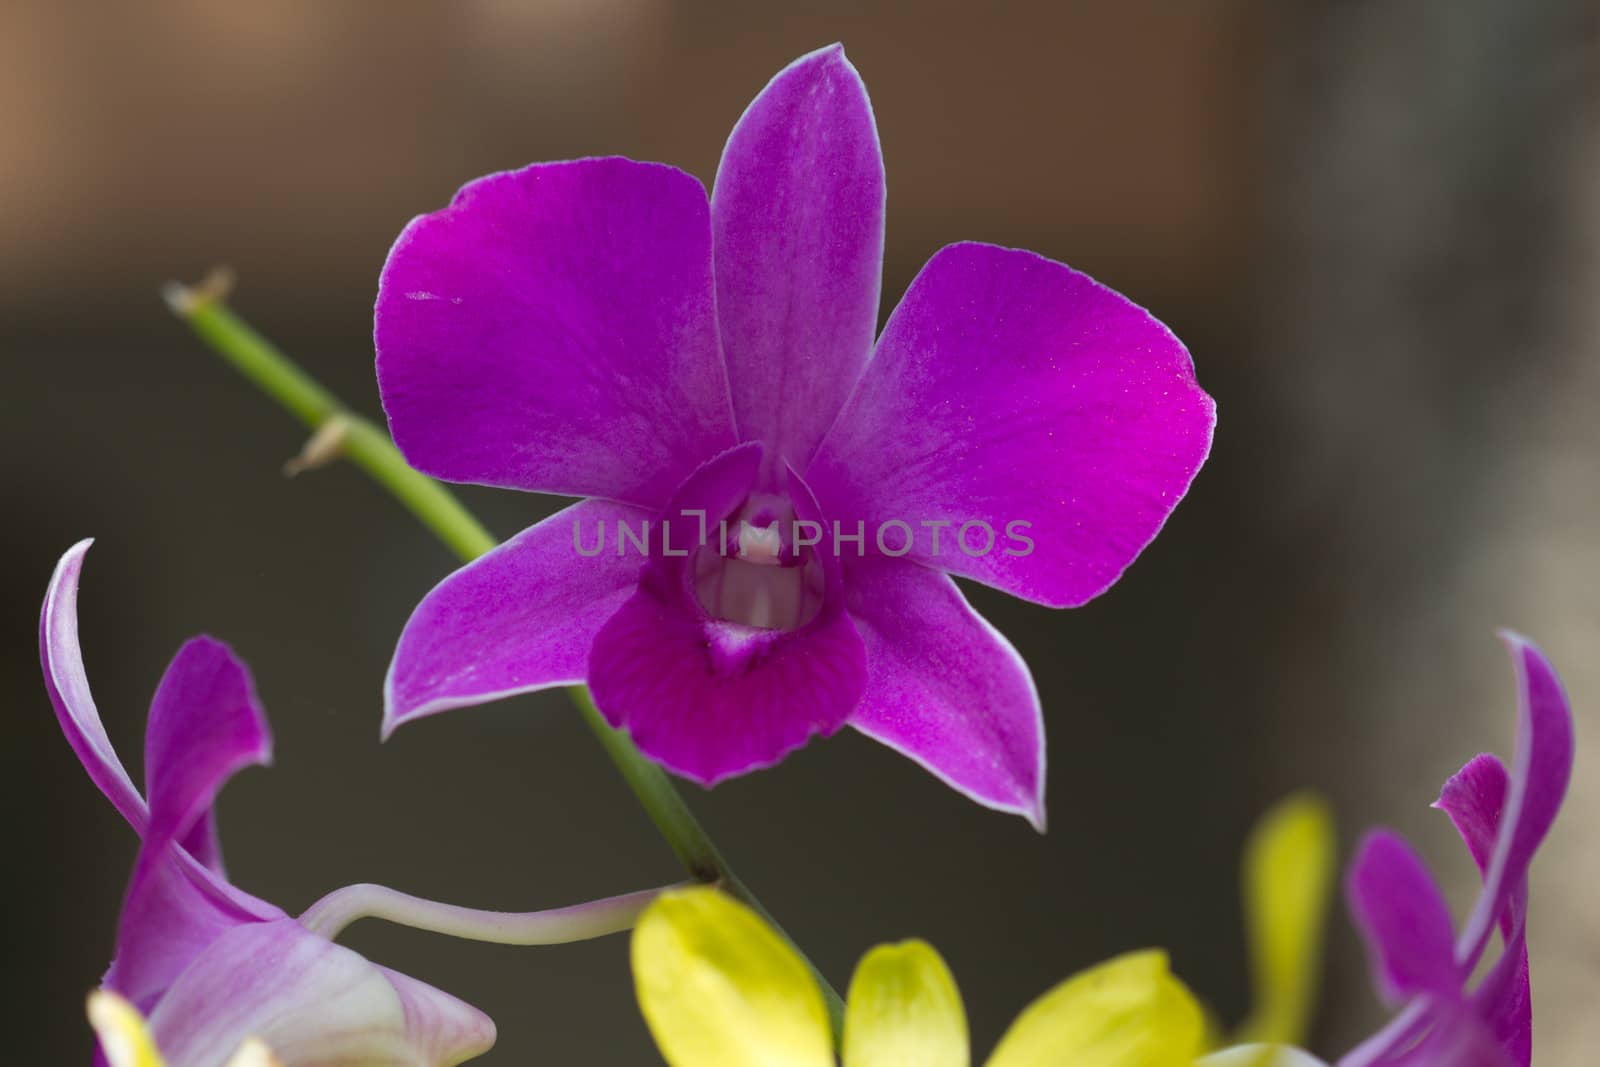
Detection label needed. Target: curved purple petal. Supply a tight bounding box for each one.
[148,920,494,1066]
[1346,830,1461,1004]
[108,638,281,1008]
[377,156,736,510]
[1471,939,1530,1067]
[104,844,285,1012]
[1352,1004,1512,1067]
[40,544,283,1008]
[843,554,1045,828]
[807,241,1216,608]
[588,445,868,784]
[1390,1026,1508,1067]
[385,499,652,736]
[178,812,228,879]
[1454,635,1573,973]
[1335,643,1571,1067]
[144,637,271,848]
[41,552,232,879]
[711,43,886,473]
[40,539,148,832]
[106,637,281,1008]
[1436,754,1510,880]
[1436,756,1530,1065]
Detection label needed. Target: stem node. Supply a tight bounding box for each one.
[284,415,352,476]
[163,266,237,317]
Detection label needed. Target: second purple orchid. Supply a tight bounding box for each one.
[1337,635,1574,1067]
[376,44,1215,825]
[46,540,681,1066]
[43,541,495,1065]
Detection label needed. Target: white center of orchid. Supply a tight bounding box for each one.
[692,496,824,631]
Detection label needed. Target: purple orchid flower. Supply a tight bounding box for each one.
[44,540,497,1066]
[1336,634,1574,1067]
[376,43,1215,825]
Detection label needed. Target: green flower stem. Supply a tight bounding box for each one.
[166,277,846,1038]
[165,281,497,562]
[566,686,833,1016]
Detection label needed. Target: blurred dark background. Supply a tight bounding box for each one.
[4,3,1597,1063]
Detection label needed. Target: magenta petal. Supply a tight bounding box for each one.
[588,591,866,785]
[144,637,271,847]
[1454,635,1573,972]
[587,445,868,784]
[1471,933,1531,1067]
[1436,757,1530,1065]
[377,156,736,509]
[43,543,243,875]
[807,242,1216,608]
[1436,754,1529,945]
[178,813,227,878]
[110,632,283,1005]
[385,499,651,735]
[107,637,279,1006]
[1346,830,1462,1004]
[843,554,1044,828]
[1371,1007,1513,1067]
[40,539,147,832]
[147,920,494,1066]
[43,544,282,1007]
[1341,639,1572,1067]
[105,844,284,1011]
[1436,754,1511,880]
[711,44,886,472]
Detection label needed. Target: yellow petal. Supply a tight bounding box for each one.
[223,1038,285,1067]
[1235,793,1335,1046]
[1198,1044,1330,1067]
[632,886,834,1067]
[984,950,1205,1067]
[843,940,969,1067]
[86,991,166,1067]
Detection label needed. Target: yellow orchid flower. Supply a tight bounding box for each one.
[1234,793,1335,1048]
[86,991,283,1067]
[636,886,1202,1067]
[632,795,1334,1067]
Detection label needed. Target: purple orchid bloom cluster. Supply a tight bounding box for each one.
[44,541,495,1066]
[40,43,1578,1067]
[1335,636,1574,1067]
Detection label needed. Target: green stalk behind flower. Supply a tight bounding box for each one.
[164,275,846,1037]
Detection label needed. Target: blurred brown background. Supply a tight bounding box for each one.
[4,2,1596,1063]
